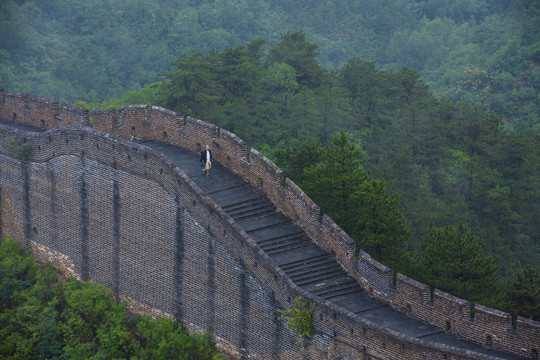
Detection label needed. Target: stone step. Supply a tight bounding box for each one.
[310,280,361,300]
[210,183,266,208]
[233,207,279,222]
[278,253,331,271]
[243,213,298,235]
[294,269,350,286]
[319,287,363,301]
[227,201,276,219]
[298,271,351,287]
[221,195,269,213]
[280,255,338,273]
[207,182,250,196]
[287,262,343,283]
[262,236,314,256]
[240,213,292,232]
[257,230,307,247]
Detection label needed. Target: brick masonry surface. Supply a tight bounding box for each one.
[0,89,538,360]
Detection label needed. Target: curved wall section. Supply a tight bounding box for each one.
[1,89,539,360]
[0,125,297,359]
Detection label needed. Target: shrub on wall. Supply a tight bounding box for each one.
[278,296,316,349]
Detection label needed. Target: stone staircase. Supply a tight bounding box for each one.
[139,139,523,359]
[207,174,364,305]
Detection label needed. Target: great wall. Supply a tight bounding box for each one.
[0,89,538,359]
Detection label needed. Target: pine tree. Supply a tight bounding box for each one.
[416,223,503,307]
[301,132,411,272]
[302,131,367,230]
[269,31,326,89]
[272,137,323,186]
[351,178,412,273]
[506,265,540,320]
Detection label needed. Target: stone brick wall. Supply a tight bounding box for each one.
[0,126,300,359]
[0,90,88,129]
[1,89,538,359]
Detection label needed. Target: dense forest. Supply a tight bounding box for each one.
[1,0,539,320]
[1,0,539,130]
[0,239,226,359]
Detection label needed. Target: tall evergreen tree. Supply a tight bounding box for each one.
[416,223,503,307]
[271,137,322,186]
[351,178,412,273]
[301,132,411,272]
[505,264,540,321]
[161,51,224,117]
[302,131,367,231]
[269,31,327,89]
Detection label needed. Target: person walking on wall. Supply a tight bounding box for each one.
[200,144,212,177]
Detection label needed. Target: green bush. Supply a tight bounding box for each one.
[0,237,226,360]
[278,296,316,349]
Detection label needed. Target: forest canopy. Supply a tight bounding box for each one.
[1,0,539,130]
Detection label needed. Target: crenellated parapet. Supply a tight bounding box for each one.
[0,89,89,129]
[0,89,538,359]
[355,249,395,298]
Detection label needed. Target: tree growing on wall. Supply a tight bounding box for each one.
[278,296,316,350]
[8,138,29,161]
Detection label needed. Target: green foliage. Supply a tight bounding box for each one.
[77,83,164,111]
[158,33,330,148]
[2,0,538,131]
[0,0,284,104]
[302,131,368,227]
[415,223,503,307]
[2,0,539,321]
[295,133,412,273]
[271,137,323,186]
[269,31,326,89]
[350,178,412,273]
[0,237,225,359]
[505,265,540,321]
[8,139,30,161]
[134,317,222,360]
[162,50,225,117]
[278,296,316,349]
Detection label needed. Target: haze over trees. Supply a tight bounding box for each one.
[1,0,539,321]
[1,0,538,130]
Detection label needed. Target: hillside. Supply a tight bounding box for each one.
[1,0,539,130]
[79,33,539,317]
